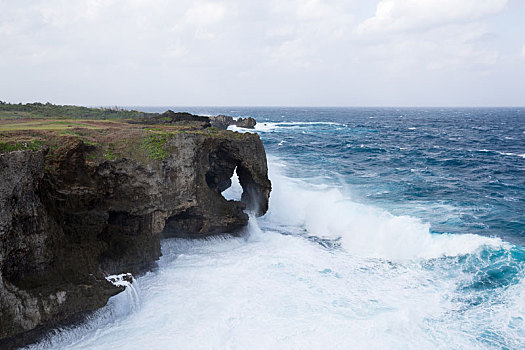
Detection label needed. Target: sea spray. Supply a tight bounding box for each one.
[25,107,525,349]
[106,273,141,313]
[262,159,507,260]
[222,167,243,201]
[26,202,524,349]
[24,275,142,350]
[28,215,524,349]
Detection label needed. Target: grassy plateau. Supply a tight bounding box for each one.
[0,102,240,165]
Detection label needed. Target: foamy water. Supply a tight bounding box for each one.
[27,160,525,349]
[24,107,525,349]
[263,161,507,261]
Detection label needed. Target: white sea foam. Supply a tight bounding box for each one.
[29,223,521,349]
[228,121,340,134]
[106,273,133,287]
[254,122,280,132]
[263,159,505,261]
[475,149,525,158]
[105,273,141,313]
[222,167,242,201]
[25,158,523,350]
[227,125,257,133]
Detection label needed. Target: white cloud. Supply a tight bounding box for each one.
[262,0,355,69]
[352,0,508,75]
[173,2,229,39]
[0,0,522,106]
[357,0,507,35]
[270,0,341,21]
[521,44,525,57]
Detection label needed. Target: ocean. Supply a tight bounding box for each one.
[28,107,524,349]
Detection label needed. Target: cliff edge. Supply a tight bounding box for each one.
[0,111,271,348]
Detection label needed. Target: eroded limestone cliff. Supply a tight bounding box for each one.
[0,128,270,348]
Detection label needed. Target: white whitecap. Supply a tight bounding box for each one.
[262,159,506,261]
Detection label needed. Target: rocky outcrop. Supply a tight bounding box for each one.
[132,110,211,128]
[0,149,124,349]
[236,117,256,129]
[209,116,257,130]
[209,115,235,130]
[0,131,270,348]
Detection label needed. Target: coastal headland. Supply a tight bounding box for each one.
[0,103,271,348]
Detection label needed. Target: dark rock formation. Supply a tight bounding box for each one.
[209,116,257,130]
[131,110,211,128]
[236,117,256,129]
[0,149,124,349]
[158,110,210,124]
[0,131,270,348]
[209,115,235,130]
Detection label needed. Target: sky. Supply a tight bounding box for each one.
[1,0,524,107]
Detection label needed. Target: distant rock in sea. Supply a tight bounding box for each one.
[236,117,256,129]
[209,115,257,130]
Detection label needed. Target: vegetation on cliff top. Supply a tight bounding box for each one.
[0,101,151,120]
[0,102,251,164]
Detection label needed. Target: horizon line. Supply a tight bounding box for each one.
[2,101,524,109]
[121,105,525,108]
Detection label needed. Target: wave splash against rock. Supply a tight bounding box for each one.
[0,112,270,348]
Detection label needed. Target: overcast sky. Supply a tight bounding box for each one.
[1,0,524,106]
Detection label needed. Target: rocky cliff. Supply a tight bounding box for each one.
[209,115,257,130]
[0,125,271,348]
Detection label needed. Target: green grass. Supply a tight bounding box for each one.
[141,133,170,160]
[0,119,118,131]
[0,102,253,164]
[0,101,152,120]
[105,148,118,161]
[0,139,45,153]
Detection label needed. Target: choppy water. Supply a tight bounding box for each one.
[28,108,525,349]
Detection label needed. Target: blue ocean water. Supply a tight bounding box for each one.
[29,107,525,349]
[187,107,525,245]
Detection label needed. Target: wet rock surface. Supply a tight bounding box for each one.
[0,130,270,348]
[235,117,256,129]
[210,115,257,130]
[209,115,235,130]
